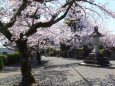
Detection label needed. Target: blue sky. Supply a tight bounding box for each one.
[105,1,115,34]
[95,0,115,34]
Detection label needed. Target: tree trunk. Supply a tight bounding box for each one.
[36,52,41,65]
[21,58,35,86]
[16,35,35,86]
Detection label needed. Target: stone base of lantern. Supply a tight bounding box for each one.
[84,59,109,66]
[84,52,110,66]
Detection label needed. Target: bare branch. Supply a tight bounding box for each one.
[62,0,75,8]
[6,0,28,28]
[32,7,39,25]
[0,21,12,41]
[83,0,115,18]
[84,7,103,22]
[55,8,71,24]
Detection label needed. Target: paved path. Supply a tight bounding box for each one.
[0,56,115,86]
[33,57,115,86]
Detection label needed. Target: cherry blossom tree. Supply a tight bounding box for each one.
[0,0,115,85]
[101,32,115,48]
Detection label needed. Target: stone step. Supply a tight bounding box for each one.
[84,59,109,65]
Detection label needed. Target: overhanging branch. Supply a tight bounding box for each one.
[83,0,114,18]
[32,7,39,25]
[0,23,12,41]
[25,0,74,36]
[6,0,28,28]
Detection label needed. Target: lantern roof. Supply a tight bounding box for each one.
[89,26,104,37]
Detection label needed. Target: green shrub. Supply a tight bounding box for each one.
[45,48,59,56]
[3,55,7,65]
[99,49,105,54]
[0,55,4,70]
[0,52,20,65]
[6,52,20,64]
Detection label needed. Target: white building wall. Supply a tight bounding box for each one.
[0,48,15,54]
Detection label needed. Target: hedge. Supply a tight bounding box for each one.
[6,52,20,64]
[0,52,20,66]
[0,55,5,70]
[40,48,59,56]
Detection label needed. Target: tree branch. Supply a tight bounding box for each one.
[84,7,103,22]
[32,7,39,25]
[25,0,74,36]
[6,0,28,28]
[83,0,115,18]
[0,22,12,41]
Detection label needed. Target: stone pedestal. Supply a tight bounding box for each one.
[84,53,109,66]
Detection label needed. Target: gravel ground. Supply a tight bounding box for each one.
[0,68,115,86]
[0,57,115,86]
[0,74,21,86]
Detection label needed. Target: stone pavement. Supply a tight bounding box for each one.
[37,56,115,85]
[0,56,115,86]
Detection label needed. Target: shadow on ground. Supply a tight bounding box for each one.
[34,69,70,86]
[0,63,21,73]
[0,59,49,73]
[34,63,115,86]
[43,62,79,70]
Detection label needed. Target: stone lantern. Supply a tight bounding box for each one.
[90,26,103,57]
[84,26,109,66]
